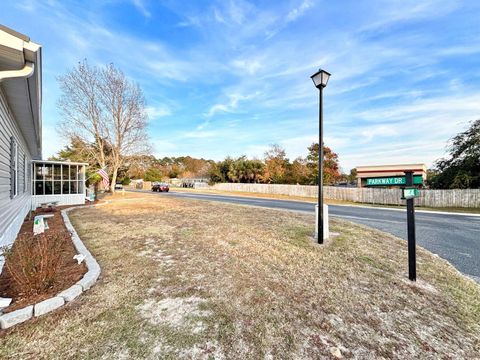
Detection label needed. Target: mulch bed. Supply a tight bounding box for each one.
[0,206,88,313]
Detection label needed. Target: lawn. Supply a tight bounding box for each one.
[0,192,479,359]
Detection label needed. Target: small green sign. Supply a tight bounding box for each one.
[402,188,420,199]
[366,175,423,186]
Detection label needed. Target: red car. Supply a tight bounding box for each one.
[152,182,169,192]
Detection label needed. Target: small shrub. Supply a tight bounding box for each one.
[2,231,69,295]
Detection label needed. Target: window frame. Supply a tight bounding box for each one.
[11,138,18,198]
[23,153,27,193]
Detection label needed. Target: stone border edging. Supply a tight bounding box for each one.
[0,204,103,329]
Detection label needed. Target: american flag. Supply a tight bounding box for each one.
[97,168,110,189]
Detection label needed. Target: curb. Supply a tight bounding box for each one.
[0,204,102,330]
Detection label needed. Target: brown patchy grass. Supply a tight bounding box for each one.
[0,192,479,359]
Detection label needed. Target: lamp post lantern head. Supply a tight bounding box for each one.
[311,69,331,89]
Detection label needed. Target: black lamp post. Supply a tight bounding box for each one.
[310,69,331,244]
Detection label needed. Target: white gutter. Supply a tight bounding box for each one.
[0,61,35,82]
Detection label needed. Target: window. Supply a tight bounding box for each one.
[53,164,61,194]
[10,137,18,198]
[54,164,61,180]
[70,180,78,194]
[62,164,69,194]
[34,163,44,196]
[24,154,28,193]
[45,180,53,195]
[69,165,77,181]
[35,163,44,180]
[44,164,53,181]
[62,180,70,194]
[77,165,84,193]
[35,181,44,195]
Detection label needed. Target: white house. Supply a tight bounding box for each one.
[0,25,86,269]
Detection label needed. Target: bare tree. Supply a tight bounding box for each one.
[58,60,108,169]
[97,64,149,190]
[57,61,150,192]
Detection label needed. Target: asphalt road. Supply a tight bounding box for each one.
[133,189,480,282]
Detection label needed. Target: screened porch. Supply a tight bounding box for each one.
[31,160,88,209]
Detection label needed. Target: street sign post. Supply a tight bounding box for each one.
[366,175,423,186]
[364,171,421,281]
[404,171,416,281]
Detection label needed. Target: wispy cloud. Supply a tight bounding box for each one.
[355,94,480,123]
[15,0,36,12]
[183,130,222,139]
[213,1,253,25]
[357,0,460,34]
[146,105,172,120]
[205,92,260,117]
[231,58,263,75]
[286,0,314,23]
[131,0,151,18]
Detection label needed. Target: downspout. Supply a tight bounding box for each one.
[0,61,35,82]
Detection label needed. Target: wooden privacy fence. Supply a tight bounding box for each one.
[324,187,480,208]
[212,183,318,197]
[211,183,480,208]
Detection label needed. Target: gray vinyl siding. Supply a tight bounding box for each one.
[0,86,32,249]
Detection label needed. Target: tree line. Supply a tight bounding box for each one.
[208,144,342,185]
[53,140,344,186]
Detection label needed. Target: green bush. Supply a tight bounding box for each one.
[122,176,131,185]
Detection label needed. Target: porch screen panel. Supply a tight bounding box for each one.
[62,164,70,194]
[54,164,62,194]
[77,165,84,194]
[34,163,44,196]
[70,180,78,194]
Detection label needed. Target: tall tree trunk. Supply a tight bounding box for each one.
[95,135,106,169]
[111,166,118,193]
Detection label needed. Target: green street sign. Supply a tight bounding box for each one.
[366,175,423,186]
[402,187,420,199]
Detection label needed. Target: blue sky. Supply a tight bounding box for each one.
[2,0,480,171]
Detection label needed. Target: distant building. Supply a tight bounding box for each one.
[355,164,427,188]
